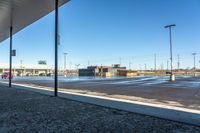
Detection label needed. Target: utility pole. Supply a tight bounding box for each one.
[164,24,176,81]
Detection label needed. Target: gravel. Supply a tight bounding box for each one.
[0,85,200,133]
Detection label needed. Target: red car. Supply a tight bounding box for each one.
[1,72,13,79]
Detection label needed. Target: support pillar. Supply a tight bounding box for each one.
[54,0,59,96]
[9,26,13,87]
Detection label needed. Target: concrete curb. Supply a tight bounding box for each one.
[1,82,200,126]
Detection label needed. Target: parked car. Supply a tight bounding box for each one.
[39,73,46,76]
[1,72,13,79]
[47,73,53,76]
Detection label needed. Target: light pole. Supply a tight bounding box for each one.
[20,60,23,76]
[177,54,180,70]
[139,64,142,71]
[154,54,157,75]
[167,60,169,70]
[129,61,131,70]
[192,53,197,77]
[165,24,176,81]
[119,57,122,66]
[63,53,68,70]
[20,60,23,69]
[144,64,147,71]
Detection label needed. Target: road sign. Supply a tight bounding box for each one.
[38,60,47,65]
[12,50,16,56]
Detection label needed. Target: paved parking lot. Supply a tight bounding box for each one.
[3,76,200,110]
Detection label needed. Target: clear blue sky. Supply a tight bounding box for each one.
[0,0,200,70]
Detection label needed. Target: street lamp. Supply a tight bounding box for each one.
[164,24,176,81]
[192,53,197,77]
[167,60,169,70]
[20,60,23,76]
[63,53,68,70]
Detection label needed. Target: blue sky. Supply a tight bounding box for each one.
[0,0,200,69]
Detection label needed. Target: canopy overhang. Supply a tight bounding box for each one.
[0,0,69,42]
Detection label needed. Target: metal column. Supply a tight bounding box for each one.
[169,27,173,75]
[9,26,13,87]
[54,0,59,96]
[164,24,176,81]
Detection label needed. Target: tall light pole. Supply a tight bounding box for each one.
[167,60,169,70]
[154,54,157,71]
[192,53,197,77]
[63,53,68,70]
[129,61,132,70]
[161,63,163,70]
[177,54,180,70]
[139,64,142,71]
[165,24,176,81]
[119,57,122,66]
[144,64,147,71]
[20,60,23,69]
[132,58,134,70]
[20,60,23,76]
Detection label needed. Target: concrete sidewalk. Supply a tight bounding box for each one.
[0,86,200,133]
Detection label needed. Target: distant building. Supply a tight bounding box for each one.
[78,64,128,77]
[79,67,97,76]
[0,64,52,76]
[117,69,138,77]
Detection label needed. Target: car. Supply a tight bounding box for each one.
[1,72,13,79]
[39,73,46,76]
[47,73,53,76]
